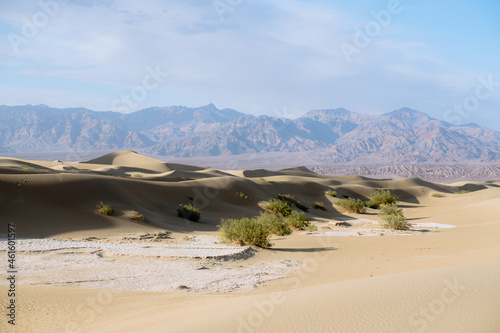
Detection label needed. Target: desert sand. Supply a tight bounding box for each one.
[1,151,499,332]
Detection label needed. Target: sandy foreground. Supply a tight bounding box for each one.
[1,151,499,332]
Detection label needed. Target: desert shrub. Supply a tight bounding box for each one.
[365,199,380,209]
[432,192,443,198]
[285,210,312,230]
[370,189,398,205]
[259,177,266,182]
[129,211,147,223]
[20,164,34,170]
[325,190,337,197]
[218,218,271,248]
[313,201,326,211]
[97,201,113,216]
[132,173,143,178]
[177,203,201,222]
[457,190,470,194]
[257,212,292,236]
[237,191,249,200]
[266,199,292,217]
[307,223,318,231]
[378,203,411,230]
[277,194,309,212]
[335,198,367,214]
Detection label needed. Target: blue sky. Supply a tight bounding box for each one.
[0,0,499,129]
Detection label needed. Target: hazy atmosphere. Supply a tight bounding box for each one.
[1,0,499,129]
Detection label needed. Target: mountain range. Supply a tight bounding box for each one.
[1,104,500,174]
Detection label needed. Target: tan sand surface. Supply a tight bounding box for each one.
[0,151,499,332]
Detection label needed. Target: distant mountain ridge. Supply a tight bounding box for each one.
[1,104,500,167]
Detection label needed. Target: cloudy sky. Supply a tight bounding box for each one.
[0,0,499,129]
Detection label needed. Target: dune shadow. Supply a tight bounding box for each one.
[271,247,335,253]
[407,216,430,221]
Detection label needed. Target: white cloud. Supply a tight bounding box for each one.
[0,0,497,128]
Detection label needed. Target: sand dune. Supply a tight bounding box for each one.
[1,151,499,332]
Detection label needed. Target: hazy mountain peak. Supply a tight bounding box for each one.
[0,104,499,166]
[384,107,431,119]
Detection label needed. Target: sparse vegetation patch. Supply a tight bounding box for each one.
[378,203,411,230]
[325,190,337,197]
[265,198,292,217]
[365,199,379,209]
[432,192,443,198]
[177,203,201,222]
[218,218,272,248]
[237,191,249,200]
[457,190,470,194]
[335,198,367,214]
[286,210,313,230]
[370,189,398,205]
[312,201,326,211]
[276,194,308,212]
[257,212,292,236]
[97,201,114,216]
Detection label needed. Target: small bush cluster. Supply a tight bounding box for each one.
[97,201,113,216]
[286,211,313,230]
[457,190,470,194]
[335,198,367,214]
[370,189,398,205]
[365,199,379,209]
[218,210,316,248]
[325,190,337,197]
[432,192,443,198]
[257,212,292,236]
[20,164,34,170]
[276,194,309,212]
[237,191,249,200]
[177,203,201,222]
[312,201,326,211]
[378,203,411,230]
[266,198,292,217]
[219,218,271,248]
[132,173,143,178]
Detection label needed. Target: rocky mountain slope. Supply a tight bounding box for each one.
[1,104,500,167]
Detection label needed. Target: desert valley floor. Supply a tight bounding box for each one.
[1,151,499,332]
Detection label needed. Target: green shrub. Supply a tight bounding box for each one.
[378,203,411,230]
[457,190,470,194]
[132,173,143,178]
[307,223,318,231]
[97,201,113,216]
[365,199,380,209]
[313,201,326,210]
[335,198,367,214]
[432,192,443,198]
[370,189,398,205]
[20,164,34,170]
[325,190,337,197]
[285,211,312,230]
[177,203,201,222]
[257,212,292,236]
[266,199,292,217]
[277,194,309,212]
[237,191,249,200]
[218,218,271,248]
[259,177,266,182]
